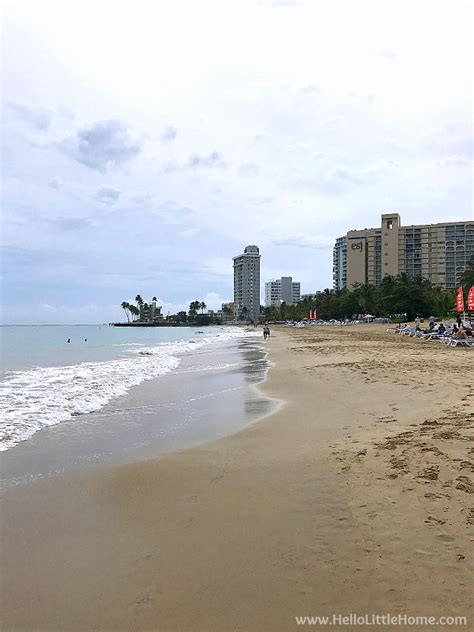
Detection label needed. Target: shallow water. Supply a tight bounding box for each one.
[0,325,258,451]
[0,338,276,490]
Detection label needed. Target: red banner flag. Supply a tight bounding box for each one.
[455,287,465,313]
[468,286,474,312]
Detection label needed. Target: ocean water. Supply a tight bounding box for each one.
[0,325,259,451]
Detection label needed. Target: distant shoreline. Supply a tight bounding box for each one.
[109,322,232,327]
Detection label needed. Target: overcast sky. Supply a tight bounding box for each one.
[2,0,472,324]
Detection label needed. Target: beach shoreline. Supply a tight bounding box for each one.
[0,333,275,489]
[1,325,472,631]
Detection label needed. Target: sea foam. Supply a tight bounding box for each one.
[0,327,258,451]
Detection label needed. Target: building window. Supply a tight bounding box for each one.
[387,220,393,230]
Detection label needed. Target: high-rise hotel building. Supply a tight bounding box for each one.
[333,213,474,290]
[233,245,261,322]
[265,276,301,307]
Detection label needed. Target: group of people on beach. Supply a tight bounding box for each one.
[413,315,473,339]
[263,324,271,340]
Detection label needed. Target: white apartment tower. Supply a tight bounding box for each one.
[233,245,261,322]
[265,276,301,307]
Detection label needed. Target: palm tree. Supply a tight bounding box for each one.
[200,301,207,314]
[189,300,200,315]
[240,306,249,321]
[129,305,139,321]
[121,301,131,322]
[134,295,144,320]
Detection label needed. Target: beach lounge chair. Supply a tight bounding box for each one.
[449,338,474,348]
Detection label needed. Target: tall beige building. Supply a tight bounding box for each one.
[333,213,474,290]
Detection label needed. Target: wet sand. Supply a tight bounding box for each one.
[1,325,472,631]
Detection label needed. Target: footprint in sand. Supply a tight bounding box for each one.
[455,476,474,493]
[417,465,440,480]
[425,515,447,526]
[437,533,454,542]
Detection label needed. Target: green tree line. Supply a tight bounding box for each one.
[263,267,474,323]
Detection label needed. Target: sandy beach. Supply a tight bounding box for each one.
[1,325,473,631]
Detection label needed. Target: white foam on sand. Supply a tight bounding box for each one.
[0,327,259,451]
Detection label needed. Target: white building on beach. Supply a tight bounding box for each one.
[265,276,301,307]
[233,245,261,322]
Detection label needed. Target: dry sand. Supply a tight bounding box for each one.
[1,325,473,631]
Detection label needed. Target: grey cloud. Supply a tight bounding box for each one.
[8,101,52,130]
[161,126,177,141]
[96,186,121,204]
[188,151,226,169]
[239,161,260,176]
[57,120,142,171]
[48,178,61,190]
[162,152,226,174]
